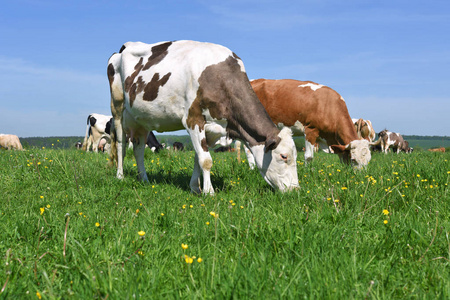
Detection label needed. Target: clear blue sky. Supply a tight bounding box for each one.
[1,0,449,137]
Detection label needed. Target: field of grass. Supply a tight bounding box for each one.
[1,147,449,298]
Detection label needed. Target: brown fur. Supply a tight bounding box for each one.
[251,79,358,148]
[428,147,445,152]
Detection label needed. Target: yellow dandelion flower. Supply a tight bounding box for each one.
[181,243,188,250]
[334,199,339,203]
[79,212,83,216]
[136,209,139,214]
[209,212,216,217]
[240,206,244,209]
[40,196,44,199]
[36,291,42,299]
[341,187,347,190]
[46,204,50,208]
[384,220,388,224]
[383,209,389,215]
[197,258,203,263]
[189,205,193,208]
[206,222,210,225]
[185,256,193,264]
[138,231,145,236]
[133,163,137,167]
[40,207,45,215]
[161,213,164,216]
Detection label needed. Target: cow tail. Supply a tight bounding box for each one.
[107,52,124,168]
[82,115,91,151]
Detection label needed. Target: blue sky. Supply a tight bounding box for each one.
[1,0,449,137]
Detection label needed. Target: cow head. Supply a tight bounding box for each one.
[331,139,371,169]
[252,127,299,192]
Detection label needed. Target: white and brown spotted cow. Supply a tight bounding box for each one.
[352,118,376,142]
[0,134,23,150]
[372,130,411,153]
[249,79,371,169]
[82,113,112,152]
[107,40,299,194]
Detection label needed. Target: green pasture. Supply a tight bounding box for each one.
[0,147,449,299]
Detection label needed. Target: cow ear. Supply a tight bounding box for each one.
[330,144,348,154]
[264,136,281,153]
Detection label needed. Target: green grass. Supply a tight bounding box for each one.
[1,148,449,299]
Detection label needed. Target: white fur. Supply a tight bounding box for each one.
[298,83,324,91]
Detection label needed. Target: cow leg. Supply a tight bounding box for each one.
[190,153,202,194]
[86,135,93,152]
[187,129,214,195]
[132,133,149,182]
[242,144,256,170]
[304,140,315,163]
[114,119,127,179]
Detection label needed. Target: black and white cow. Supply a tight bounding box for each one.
[172,141,184,152]
[107,40,299,194]
[146,132,163,152]
[82,113,112,152]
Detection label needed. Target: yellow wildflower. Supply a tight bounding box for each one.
[36,291,42,299]
[383,209,389,215]
[95,222,100,227]
[384,220,388,224]
[197,258,203,263]
[185,256,193,264]
[40,207,45,215]
[138,231,145,236]
[181,243,188,250]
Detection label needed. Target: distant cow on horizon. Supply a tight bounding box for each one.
[428,147,445,153]
[82,113,112,152]
[0,134,23,150]
[372,130,412,153]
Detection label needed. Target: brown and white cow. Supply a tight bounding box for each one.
[352,118,376,142]
[0,134,23,150]
[107,40,299,194]
[372,130,411,153]
[82,113,112,152]
[250,79,371,169]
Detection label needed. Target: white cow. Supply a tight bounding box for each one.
[82,113,112,152]
[0,134,23,150]
[108,40,299,194]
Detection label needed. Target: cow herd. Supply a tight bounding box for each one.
[2,40,442,193]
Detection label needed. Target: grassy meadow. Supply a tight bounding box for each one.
[0,146,449,299]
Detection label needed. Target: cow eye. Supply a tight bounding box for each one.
[280,154,288,161]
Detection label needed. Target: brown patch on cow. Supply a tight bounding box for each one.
[107,63,115,85]
[251,79,358,147]
[143,42,172,71]
[119,45,126,53]
[186,56,279,147]
[124,57,144,96]
[232,52,241,60]
[142,72,172,102]
[201,138,208,152]
[129,76,147,106]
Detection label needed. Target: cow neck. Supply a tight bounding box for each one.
[188,56,280,147]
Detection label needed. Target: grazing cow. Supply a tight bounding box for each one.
[0,134,23,150]
[146,132,163,152]
[250,79,371,169]
[372,130,411,153]
[75,141,83,149]
[428,147,445,153]
[82,113,113,152]
[352,118,376,142]
[108,40,299,193]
